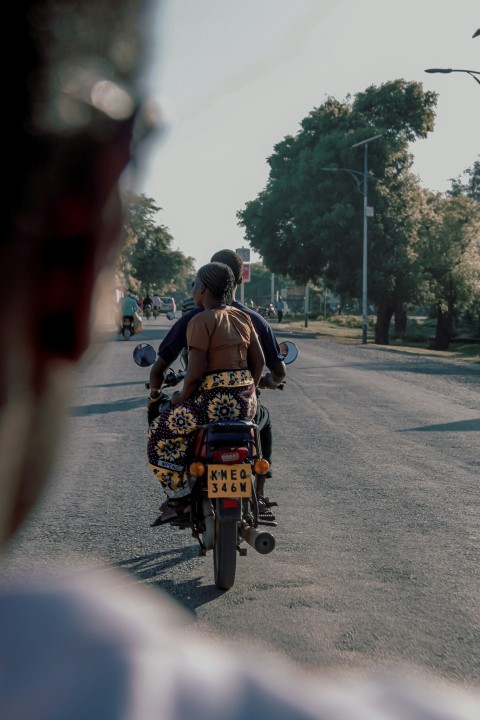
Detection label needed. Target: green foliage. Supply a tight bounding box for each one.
[419,192,480,322]
[448,158,480,202]
[237,79,438,315]
[243,263,291,306]
[390,318,434,344]
[119,192,195,294]
[325,314,375,329]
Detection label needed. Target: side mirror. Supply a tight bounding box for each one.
[133,343,157,367]
[166,311,175,320]
[278,340,298,365]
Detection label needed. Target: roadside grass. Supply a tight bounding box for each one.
[274,314,480,364]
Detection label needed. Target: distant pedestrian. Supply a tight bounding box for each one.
[276,296,286,323]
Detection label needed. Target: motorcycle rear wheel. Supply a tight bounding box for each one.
[213,519,237,590]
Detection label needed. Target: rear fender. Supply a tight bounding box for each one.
[215,498,242,522]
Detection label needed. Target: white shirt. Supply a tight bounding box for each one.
[0,568,478,720]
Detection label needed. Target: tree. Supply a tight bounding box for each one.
[448,158,480,202]
[119,192,195,294]
[419,192,480,350]
[238,80,437,343]
[243,263,291,308]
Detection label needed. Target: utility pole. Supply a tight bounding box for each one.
[351,134,382,344]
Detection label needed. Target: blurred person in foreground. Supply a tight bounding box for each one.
[0,1,478,718]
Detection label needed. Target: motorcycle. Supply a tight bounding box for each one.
[132,340,298,590]
[152,305,160,318]
[144,303,152,319]
[256,304,275,319]
[120,315,135,340]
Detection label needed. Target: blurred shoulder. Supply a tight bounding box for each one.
[181,296,196,314]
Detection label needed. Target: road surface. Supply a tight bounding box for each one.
[2,317,479,686]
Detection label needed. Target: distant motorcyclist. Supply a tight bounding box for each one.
[120,289,140,332]
[152,293,162,317]
[143,293,153,318]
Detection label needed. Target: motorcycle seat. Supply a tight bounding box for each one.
[193,421,257,459]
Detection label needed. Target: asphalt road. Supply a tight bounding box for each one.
[2,316,479,686]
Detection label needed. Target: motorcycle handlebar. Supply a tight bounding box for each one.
[144,368,186,393]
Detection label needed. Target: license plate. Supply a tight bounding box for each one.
[207,464,252,497]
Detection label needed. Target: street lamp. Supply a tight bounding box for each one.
[425,68,480,87]
[351,134,382,344]
[320,131,382,345]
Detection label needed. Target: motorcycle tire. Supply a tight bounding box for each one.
[213,518,237,590]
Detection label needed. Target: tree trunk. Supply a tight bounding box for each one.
[375,303,394,344]
[434,304,453,350]
[394,302,407,337]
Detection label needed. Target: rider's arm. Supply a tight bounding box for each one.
[176,347,206,402]
[151,307,202,382]
[259,359,286,389]
[149,355,169,397]
[148,312,195,395]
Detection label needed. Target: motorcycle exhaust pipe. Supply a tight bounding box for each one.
[239,525,275,555]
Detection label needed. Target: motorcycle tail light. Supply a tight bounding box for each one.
[189,461,205,477]
[211,447,249,464]
[253,458,270,474]
[222,499,239,509]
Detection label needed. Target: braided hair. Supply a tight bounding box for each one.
[197,262,235,304]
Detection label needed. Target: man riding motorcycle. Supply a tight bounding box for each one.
[120,290,140,334]
[148,249,286,517]
[152,293,162,317]
[143,293,153,318]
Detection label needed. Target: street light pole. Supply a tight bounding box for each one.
[351,134,382,344]
[425,67,480,87]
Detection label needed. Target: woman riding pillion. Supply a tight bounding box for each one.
[147,262,265,525]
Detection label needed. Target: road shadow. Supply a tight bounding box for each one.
[70,396,146,416]
[110,328,171,344]
[115,547,225,611]
[399,418,480,432]
[84,381,147,389]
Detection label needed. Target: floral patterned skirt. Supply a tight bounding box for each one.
[147,369,257,498]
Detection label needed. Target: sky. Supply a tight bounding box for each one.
[133,0,479,271]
